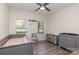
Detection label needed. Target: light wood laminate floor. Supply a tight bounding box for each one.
[33,41,71,55]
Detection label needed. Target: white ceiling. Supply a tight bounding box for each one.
[7,3,75,15]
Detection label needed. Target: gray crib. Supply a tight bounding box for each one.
[0,37,33,55]
[0,43,33,55]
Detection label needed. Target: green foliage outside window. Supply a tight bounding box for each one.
[38,21,44,33]
[16,19,26,34]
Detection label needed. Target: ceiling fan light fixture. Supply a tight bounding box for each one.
[40,7,45,10]
[35,3,50,11]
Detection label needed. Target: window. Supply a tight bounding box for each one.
[38,21,44,33]
[16,19,26,34]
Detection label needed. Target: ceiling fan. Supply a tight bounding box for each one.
[35,3,50,11]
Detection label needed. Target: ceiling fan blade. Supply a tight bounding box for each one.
[45,6,50,11]
[36,3,42,6]
[35,7,41,11]
[43,3,49,6]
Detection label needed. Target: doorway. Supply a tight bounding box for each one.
[27,20,38,41]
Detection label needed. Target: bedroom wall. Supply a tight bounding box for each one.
[47,4,79,35]
[0,3,9,40]
[9,8,47,41]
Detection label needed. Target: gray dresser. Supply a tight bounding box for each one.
[59,33,79,51]
[46,34,57,44]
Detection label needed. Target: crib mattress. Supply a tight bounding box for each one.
[3,37,29,47]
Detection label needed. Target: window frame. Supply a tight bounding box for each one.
[15,18,26,34]
[38,21,44,33]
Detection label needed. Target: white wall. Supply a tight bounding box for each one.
[0,4,9,40]
[9,8,47,41]
[47,4,79,35]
